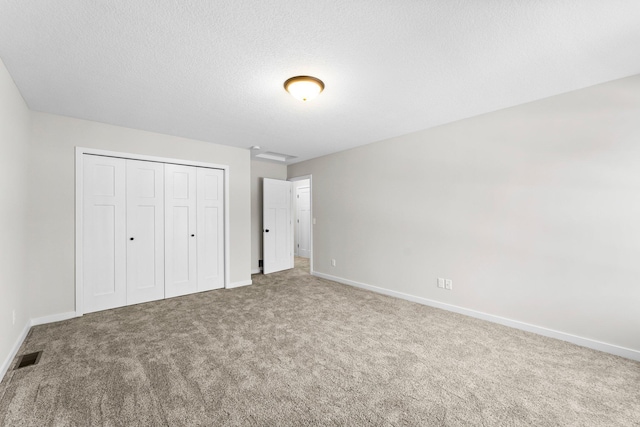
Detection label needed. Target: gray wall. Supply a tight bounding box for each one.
[0,58,31,371]
[289,75,640,352]
[250,160,287,272]
[28,112,252,319]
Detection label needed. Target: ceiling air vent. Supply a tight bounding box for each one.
[255,152,297,162]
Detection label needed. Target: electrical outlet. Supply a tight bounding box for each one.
[12,310,16,325]
[445,279,453,290]
[437,278,445,288]
[331,259,336,267]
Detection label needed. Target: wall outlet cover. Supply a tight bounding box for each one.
[437,278,445,288]
[445,279,453,290]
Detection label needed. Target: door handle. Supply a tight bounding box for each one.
[191,234,195,237]
[265,229,269,233]
[130,237,134,241]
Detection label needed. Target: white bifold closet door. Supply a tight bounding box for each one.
[83,155,224,313]
[165,164,224,297]
[83,156,166,313]
[126,160,165,305]
[83,155,127,313]
[165,164,198,298]
[196,167,224,291]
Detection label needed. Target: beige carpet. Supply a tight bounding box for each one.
[1,257,639,426]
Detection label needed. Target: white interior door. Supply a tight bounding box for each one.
[83,155,127,313]
[126,160,165,305]
[263,178,293,274]
[296,186,311,258]
[165,164,197,297]
[197,167,224,291]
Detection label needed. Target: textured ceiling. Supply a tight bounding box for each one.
[1,1,639,164]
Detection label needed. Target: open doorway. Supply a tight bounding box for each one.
[289,175,312,274]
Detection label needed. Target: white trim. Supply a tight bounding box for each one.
[223,167,230,292]
[227,279,252,289]
[312,271,640,362]
[251,269,261,275]
[75,150,83,316]
[0,321,31,382]
[75,147,231,315]
[31,311,79,326]
[1,311,80,382]
[76,147,230,170]
[288,174,313,273]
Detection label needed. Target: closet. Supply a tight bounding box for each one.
[82,154,224,314]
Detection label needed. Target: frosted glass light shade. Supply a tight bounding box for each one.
[284,76,324,101]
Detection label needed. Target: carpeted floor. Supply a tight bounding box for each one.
[1,257,639,426]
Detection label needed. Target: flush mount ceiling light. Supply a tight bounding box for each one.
[284,76,325,101]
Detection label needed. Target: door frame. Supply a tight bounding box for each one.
[288,175,313,273]
[294,184,310,258]
[75,147,230,316]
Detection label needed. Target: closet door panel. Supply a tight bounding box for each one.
[197,168,224,291]
[165,164,197,297]
[83,155,127,313]
[126,160,165,305]
[172,206,191,282]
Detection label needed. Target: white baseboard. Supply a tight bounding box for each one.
[1,311,79,382]
[227,279,252,289]
[31,311,79,326]
[0,321,31,383]
[251,269,261,275]
[312,271,640,362]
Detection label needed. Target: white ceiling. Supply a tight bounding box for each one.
[1,1,639,164]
